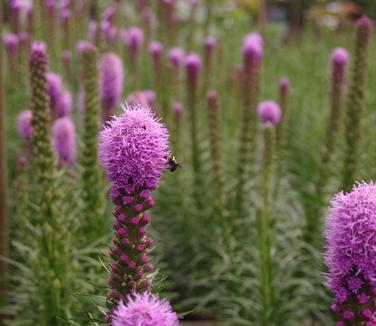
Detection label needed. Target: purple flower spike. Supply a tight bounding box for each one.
[173,101,183,123]
[257,101,281,127]
[356,15,374,31]
[99,53,124,121]
[56,89,72,117]
[17,110,33,141]
[46,72,63,115]
[332,48,349,66]
[3,33,19,59]
[185,53,202,87]
[168,47,185,68]
[99,104,169,188]
[279,77,289,96]
[149,41,163,58]
[52,116,76,167]
[112,293,179,326]
[324,182,376,325]
[127,27,144,64]
[205,35,216,59]
[101,104,170,316]
[242,32,263,64]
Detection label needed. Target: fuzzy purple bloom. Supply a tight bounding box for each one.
[99,103,169,188]
[46,72,63,114]
[324,182,376,325]
[18,32,28,46]
[168,47,185,68]
[4,33,19,58]
[205,35,216,59]
[148,41,163,56]
[56,89,72,117]
[52,116,76,166]
[112,292,179,326]
[17,110,33,141]
[76,40,96,54]
[279,77,289,96]
[173,101,183,123]
[185,53,202,87]
[332,48,349,66]
[331,48,349,88]
[100,53,124,120]
[242,33,263,63]
[257,101,281,127]
[127,27,144,64]
[30,42,47,62]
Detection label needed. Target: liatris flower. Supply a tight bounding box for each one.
[17,110,33,141]
[103,4,116,23]
[185,53,202,206]
[52,116,76,167]
[206,91,224,198]
[88,20,98,42]
[342,16,373,191]
[173,101,183,125]
[99,53,124,122]
[127,27,144,65]
[276,77,290,154]
[46,72,63,117]
[99,104,170,316]
[4,33,19,62]
[112,292,179,326]
[127,90,156,108]
[204,36,216,68]
[29,42,59,219]
[257,101,280,326]
[324,182,376,325]
[62,50,72,79]
[236,33,263,210]
[315,49,349,188]
[56,89,72,118]
[257,101,281,126]
[168,47,185,98]
[79,41,102,236]
[60,8,70,49]
[168,47,185,71]
[149,41,163,92]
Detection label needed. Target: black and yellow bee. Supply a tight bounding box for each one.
[166,154,181,172]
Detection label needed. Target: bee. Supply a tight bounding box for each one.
[166,154,181,172]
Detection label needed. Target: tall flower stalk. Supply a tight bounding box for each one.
[276,77,290,161]
[257,101,281,326]
[29,42,68,325]
[99,104,170,321]
[305,48,349,244]
[324,182,376,326]
[342,16,373,191]
[185,53,202,207]
[236,34,263,211]
[79,42,102,237]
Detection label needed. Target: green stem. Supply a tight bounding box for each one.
[258,125,274,326]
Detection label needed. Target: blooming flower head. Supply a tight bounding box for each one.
[17,110,33,141]
[205,35,216,49]
[257,101,281,127]
[242,32,263,63]
[46,72,63,100]
[52,116,76,166]
[148,41,163,57]
[99,104,169,188]
[173,101,183,123]
[325,182,376,325]
[185,53,201,86]
[332,48,349,67]
[56,89,72,117]
[127,27,144,59]
[112,292,179,326]
[279,77,289,96]
[3,32,19,57]
[168,47,185,68]
[100,52,124,116]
